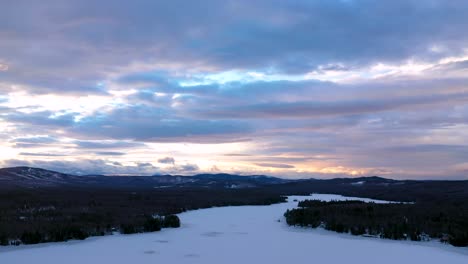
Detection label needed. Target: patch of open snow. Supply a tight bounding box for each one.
[351,181,365,185]
[0,194,466,263]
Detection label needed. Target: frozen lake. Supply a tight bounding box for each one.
[0,194,466,263]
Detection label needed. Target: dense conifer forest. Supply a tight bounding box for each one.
[284,200,468,247]
[1,168,467,247]
[0,187,285,245]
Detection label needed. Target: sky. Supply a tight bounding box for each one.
[1,0,468,179]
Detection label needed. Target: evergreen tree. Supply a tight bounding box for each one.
[163,215,181,228]
[144,217,162,232]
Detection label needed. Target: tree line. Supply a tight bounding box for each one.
[0,214,180,245]
[0,187,285,246]
[284,200,468,247]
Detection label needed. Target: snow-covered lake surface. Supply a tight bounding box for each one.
[1,194,466,263]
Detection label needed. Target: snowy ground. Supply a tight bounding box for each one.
[0,194,466,263]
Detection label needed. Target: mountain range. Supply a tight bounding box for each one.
[0,166,399,190]
[1,166,467,203]
[0,166,289,189]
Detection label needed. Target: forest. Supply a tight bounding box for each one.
[0,187,285,246]
[284,200,468,247]
[1,172,468,247]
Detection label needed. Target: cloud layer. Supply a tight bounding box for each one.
[1,1,468,179]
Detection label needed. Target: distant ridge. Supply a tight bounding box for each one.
[0,166,289,189]
[1,166,466,195]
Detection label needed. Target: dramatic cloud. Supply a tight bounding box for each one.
[191,92,468,119]
[11,136,60,148]
[94,152,126,156]
[19,152,67,157]
[158,157,175,165]
[1,1,468,93]
[70,105,252,142]
[176,163,200,173]
[0,1,467,178]
[0,63,8,71]
[72,140,144,149]
[255,163,295,169]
